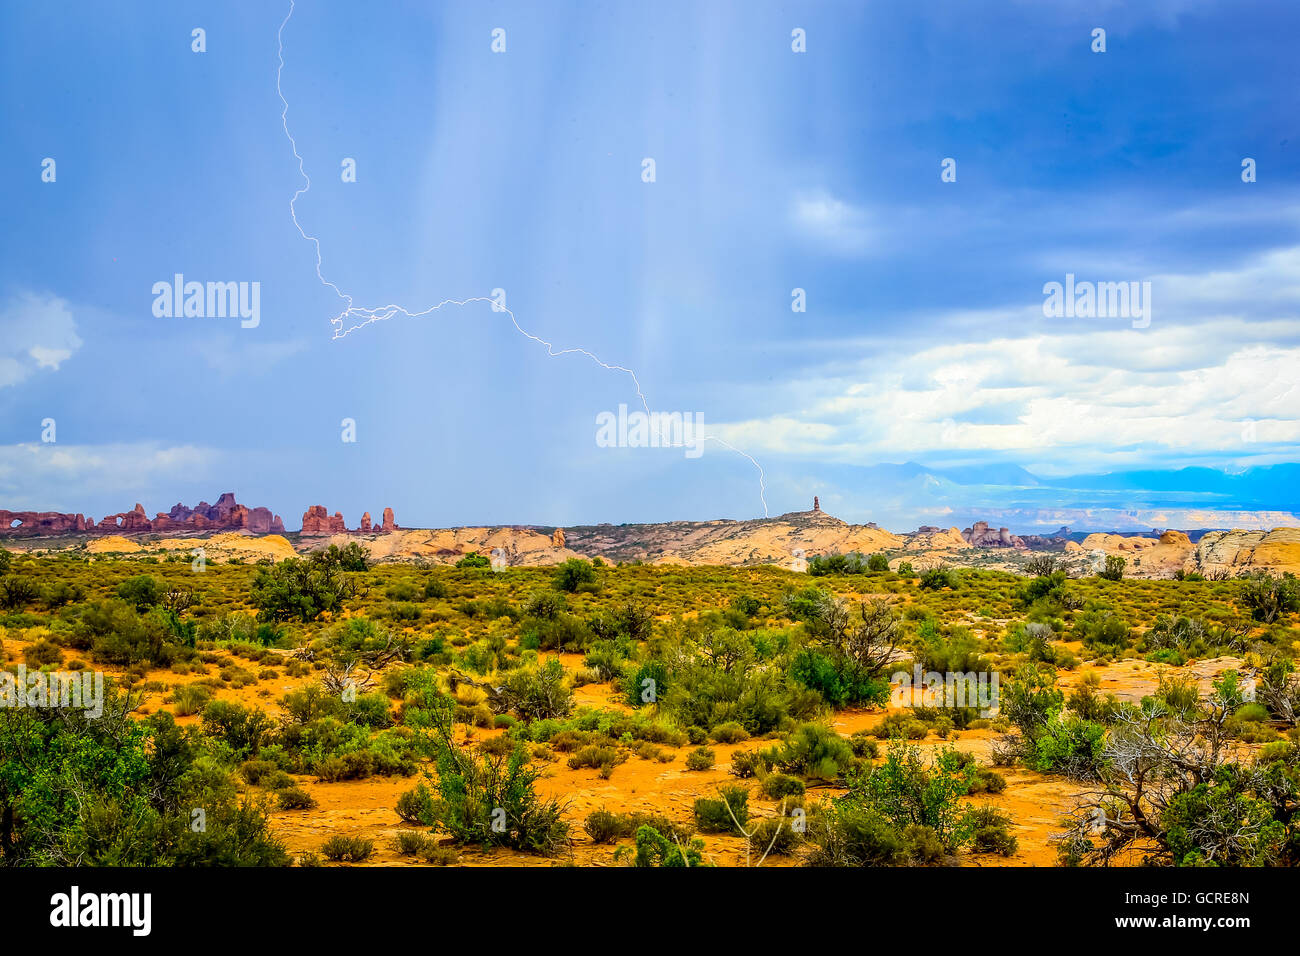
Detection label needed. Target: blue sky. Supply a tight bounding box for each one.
[2,0,1298,532]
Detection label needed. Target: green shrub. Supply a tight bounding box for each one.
[584,808,630,844]
[805,802,906,866]
[1029,715,1108,778]
[751,815,802,855]
[623,824,707,867]
[418,696,570,854]
[709,721,749,744]
[693,785,749,833]
[116,575,161,611]
[760,773,806,799]
[277,786,318,811]
[767,723,855,781]
[319,835,374,862]
[22,639,62,667]
[552,558,597,593]
[685,746,716,771]
[392,830,435,856]
[730,749,772,778]
[395,783,436,825]
[568,744,625,776]
[968,806,1018,856]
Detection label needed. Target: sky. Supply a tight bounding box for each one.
[1,0,1298,532]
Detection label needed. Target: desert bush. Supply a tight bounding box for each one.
[200,700,276,757]
[1240,571,1300,624]
[968,806,1018,855]
[0,699,287,866]
[22,638,62,667]
[116,575,161,611]
[168,683,212,717]
[395,782,436,825]
[568,744,626,777]
[1099,556,1126,581]
[497,657,573,721]
[319,835,374,862]
[413,693,570,854]
[1073,608,1132,654]
[685,746,716,771]
[620,824,707,867]
[919,567,959,591]
[848,741,978,851]
[1029,714,1108,778]
[277,786,317,810]
[760,773,806,799]
[785,592,898,706]
[805,801,906,866]
[75,601,179,668]
[584,808,630,844]
[766,722,855,781]
[392,830,436,856]
[250,553,362,623]
[693,784,749,833]
[730,749,772,778]
[709,721,749,744]
[552,558,597,593]
[751,815,803,855]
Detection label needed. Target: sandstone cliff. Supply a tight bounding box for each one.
[1191,528,1300,577]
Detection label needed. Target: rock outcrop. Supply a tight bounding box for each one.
[561,509,902,566]
[1192,528,1300,577]
[150,493,284,534]
[1,494,283,538]
[0,510,89,536]
[901,526,970,552]
[1074,530,1195,578]
[306,527,579,566]
[299,505,399,535]
[300,505,348,535]
[962,521,1024,548]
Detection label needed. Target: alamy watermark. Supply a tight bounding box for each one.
[1042,273,1151,329]
[891,665,1000,717]
[1,665,105,718]
[595,403,705,459]
[152,274,260,328]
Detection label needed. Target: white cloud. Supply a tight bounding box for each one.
[789,190,874,256]
[0,292,83,387]
[708,246,1300,471]
[0,443,220,510]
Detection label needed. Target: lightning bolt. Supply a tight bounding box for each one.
[275,0,768,516]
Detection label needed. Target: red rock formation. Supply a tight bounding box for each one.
[0,510,88,536]
[299,505,397,535]
[149,494,285,535]
[301,505,348,535]
[96,503,152,534]
[552,528,566,548]
[962,520,1025,548]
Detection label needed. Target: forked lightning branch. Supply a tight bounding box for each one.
[274,0,768,515]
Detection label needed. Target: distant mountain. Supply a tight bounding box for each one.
[811,461,1300,532]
